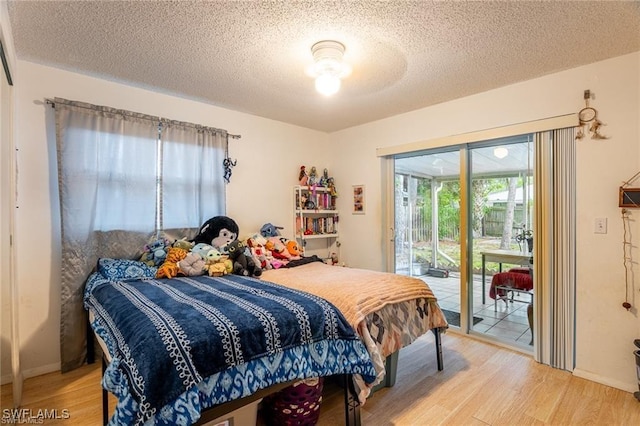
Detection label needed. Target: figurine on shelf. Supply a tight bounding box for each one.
[298,166,308,186]
[320,168,329,187]
[327,177,338,198]
[308,166,318,186]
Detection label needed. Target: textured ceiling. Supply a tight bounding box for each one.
[7,1,640,132]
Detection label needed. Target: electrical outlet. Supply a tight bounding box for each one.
[594,217,607,234]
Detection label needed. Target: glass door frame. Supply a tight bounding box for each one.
[381,115,577,350]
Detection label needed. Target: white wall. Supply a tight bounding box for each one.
[332,52,640,392]
[12,60,331,376]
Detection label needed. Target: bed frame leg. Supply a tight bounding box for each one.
[101,356,108,426]
[343,374,361,426]
[432,327,444,371]
[87,312,95,364]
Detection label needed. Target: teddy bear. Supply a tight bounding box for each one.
[224,239,262,277]
[156,247,189,279]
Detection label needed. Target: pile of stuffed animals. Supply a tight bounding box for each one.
[139,216,304,280]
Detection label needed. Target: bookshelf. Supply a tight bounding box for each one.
[294,185,339,260]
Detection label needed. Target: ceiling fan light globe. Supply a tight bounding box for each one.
[315,74,341,96]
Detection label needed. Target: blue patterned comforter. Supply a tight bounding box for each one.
[84,273,376,425]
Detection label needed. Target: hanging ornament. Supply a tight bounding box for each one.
[576,90,609,140]
[223,137,237,183]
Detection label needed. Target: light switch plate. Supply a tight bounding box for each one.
[594,217,607,234]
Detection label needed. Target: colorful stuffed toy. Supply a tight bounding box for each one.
[172,237,194,251]
[246,233,273,270]
[260,223,283,238]
[139,238,171,267]
[177,242,214,276]
[266,237,289,261]
[193,216,239,249]
[177,253,206,276]
[156,247,188,279]
[225,239,262,277]
[284,239,303,260]
[203,248,232,277]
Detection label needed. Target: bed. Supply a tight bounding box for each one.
[84,258,377,425]
[261,260,449,397]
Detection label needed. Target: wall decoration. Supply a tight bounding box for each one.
[352,185,365,214]
[575,89,608,140]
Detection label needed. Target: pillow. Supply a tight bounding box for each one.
[98,258,158,281]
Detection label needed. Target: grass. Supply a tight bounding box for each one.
[407,237,528,274]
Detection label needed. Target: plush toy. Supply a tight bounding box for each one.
[177,253,206,276]
[225,239,262,277]
[203,248,232,277]
[260,223,283,238]
[284,239,303,260]
[177,242,214,276]
[156,247,189,279]
[246,234,273,270]
[266,237,289,261]
[172,237,194,251]
[192,243,215,259]
[139,238,171,267]
[193,216,239,249]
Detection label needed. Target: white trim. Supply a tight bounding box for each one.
[381,158,395,273]
[0,362,62,386]
[20,363,61,381]
[376,114,578,157]
[572,368,637,393]
[0,373,11,385]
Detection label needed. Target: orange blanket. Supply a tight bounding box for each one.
[261,262,447,332]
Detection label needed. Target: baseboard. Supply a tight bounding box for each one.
[572,368,637,393]
[21,362,60,381]
[1,372,12,385]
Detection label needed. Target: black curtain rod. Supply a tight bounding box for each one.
[45,98,241,140]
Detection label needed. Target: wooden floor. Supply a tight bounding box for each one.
[3,333,640,425]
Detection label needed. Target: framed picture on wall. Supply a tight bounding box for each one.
[352,185,365,214]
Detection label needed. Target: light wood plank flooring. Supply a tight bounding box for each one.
[2,333,639,425]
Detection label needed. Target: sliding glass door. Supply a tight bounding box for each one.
[393,135,535,350]
[394,150,462,327]
[468,136,534,348]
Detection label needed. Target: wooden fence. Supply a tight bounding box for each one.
[406,204,524,242]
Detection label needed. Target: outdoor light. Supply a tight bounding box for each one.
[493,147,509,159]
[308,40,351,96]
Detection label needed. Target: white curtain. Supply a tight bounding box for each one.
[533,127,576,370]
[56,99,158,371]
[55,98,228,371]
[161,121,226,232]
